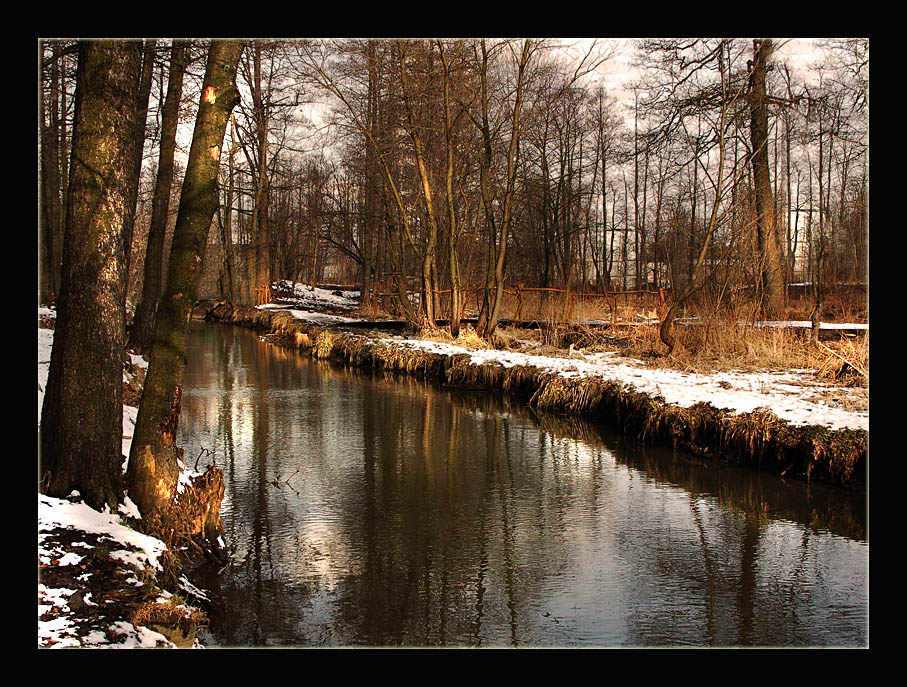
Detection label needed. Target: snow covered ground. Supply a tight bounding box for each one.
[254,289,868,432]
[382,335,868,432]
[273,281,359,310]
[38,493,171,647]
[39,308,205,648]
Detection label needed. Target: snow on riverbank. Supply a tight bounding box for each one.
[259,303,360,326]
[274,281,359,310]
[381,335,867,432]
[38,307,204,648]
[253,291,868,432]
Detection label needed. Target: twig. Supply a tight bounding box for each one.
[195,446,215,471]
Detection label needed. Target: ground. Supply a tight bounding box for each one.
[262,282,868,433]
[39,307,211,648]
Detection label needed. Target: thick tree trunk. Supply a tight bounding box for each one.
[40,41,143,511]
[130,42,189,354]
[126,41,245,551]
[749,39,785,318]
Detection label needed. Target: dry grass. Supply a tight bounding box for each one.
[132,599,206,629]
[132,598,207,647]
[480,288,869,391]
[312,330,337,359]
[564,297,869,388]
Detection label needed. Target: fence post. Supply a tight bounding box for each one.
[516,284,524,323]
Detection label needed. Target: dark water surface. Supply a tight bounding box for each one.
[180,322,868,647]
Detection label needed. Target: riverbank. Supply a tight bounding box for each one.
[39,308,211,648]
[204,298,868,490]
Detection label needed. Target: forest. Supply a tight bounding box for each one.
[39,39,868,340]
[37,38,868,647]
[38,37,867,539]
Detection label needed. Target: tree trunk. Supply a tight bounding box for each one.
[129,42,188,354]
[126,41,245,552]
[40,41,143,512]
[219,112,238,302]
[749,39,785,317]
[248,43,271,306]
[39,42,63,304]
[123,40,157,283]
[477,39,530,341]
[360,40,379,309]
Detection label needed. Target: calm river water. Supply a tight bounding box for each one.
[181,322,868,648]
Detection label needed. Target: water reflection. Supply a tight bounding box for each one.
[181,323,867,647]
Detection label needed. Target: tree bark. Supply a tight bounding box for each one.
[749,39,785,317]
[40,41,143,511]
[130,41,189,354]
[126,40,245,550]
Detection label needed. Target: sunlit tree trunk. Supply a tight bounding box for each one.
[127,41,245,550]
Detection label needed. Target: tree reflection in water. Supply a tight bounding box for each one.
[181,322,867,648]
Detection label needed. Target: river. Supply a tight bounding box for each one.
[180,321,868,648]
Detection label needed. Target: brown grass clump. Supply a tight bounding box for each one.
[312,330,337,359]
[814,335,868,386]
[720,408,786,458]
[132,599,206,628]
[530,376,612,414]
[454,324,489,350]
[132,599,207,647]
[418,323,454,344]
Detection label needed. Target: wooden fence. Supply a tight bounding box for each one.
[364,283,669,324]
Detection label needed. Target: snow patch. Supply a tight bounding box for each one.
[378,334,868,432]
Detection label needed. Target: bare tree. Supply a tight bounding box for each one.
[656,40,745,352]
